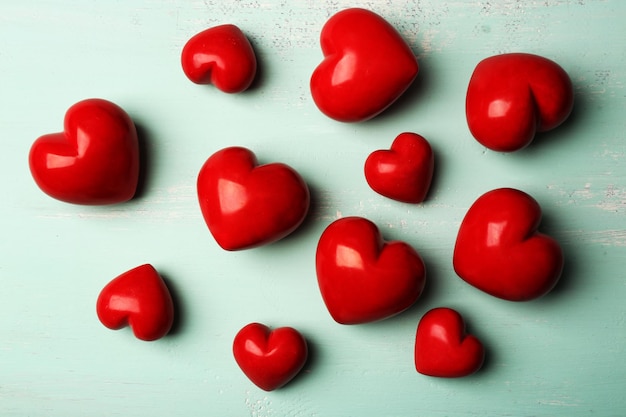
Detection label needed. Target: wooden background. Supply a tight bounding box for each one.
[1,1,625,415]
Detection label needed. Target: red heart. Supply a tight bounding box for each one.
[415,307,485,378]
[466,53,574,152]
[181,24,257,93]
[28,98,140,205]
[197,146,310,251]
[96,264,174,341]
[310,8,419,122]
[364,132,434,203]
[453,188,564,301]
[315,216,426,324]
[233,323,308,391]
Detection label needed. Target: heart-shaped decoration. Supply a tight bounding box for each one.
[28,98,139,205]
[466,52,574,152]
[415,307,485,378]
[310,8,419,122]
[453,188,564,301]
[181,24,257,93]
[233,323,308,391]
[96,264,174,341]
[364,132,434,203]
[315,216,426,324]
[197,146,310,251]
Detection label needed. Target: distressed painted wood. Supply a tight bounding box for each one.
[1,1,625,415]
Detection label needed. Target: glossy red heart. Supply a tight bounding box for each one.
[453,188,564,301]
[181,24,257,93]
[233,323,308,391]
[310,8,419,122]
[466,52,574,152]
[96,264,174,341]
[28,98,139,205]
[415,307,485,378]
[197,146,310,251]
[364,132,434,203]
[315,216,426,324]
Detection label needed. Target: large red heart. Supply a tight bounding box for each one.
[181,24,257,93]
[466,53,574,152]
[310,8,419,122]
[453,188,564,301]
[96,264,174,341]
[415,307,485,378]
[233,322,308,391]
[364,132,434,203]
[315,216,426,324]
[28,98,139,205]
[197,146,310,251]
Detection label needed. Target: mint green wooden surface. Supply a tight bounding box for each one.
[1,1,625,415]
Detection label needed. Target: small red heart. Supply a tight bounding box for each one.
[453,188,564,301]
[96,264,174,341]
[310,8,419,122]
[28,98,139,205]
[197,146,310,251]
[415,307,485,378]
[233,323,308,391]
[181,24,257,93]
[315,216,426,324]
[466,53,574,152]
[364,132,434,203]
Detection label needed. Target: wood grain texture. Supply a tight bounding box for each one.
[1,1,625,416]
